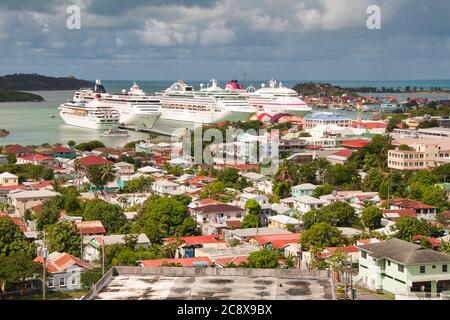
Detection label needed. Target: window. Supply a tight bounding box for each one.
[48,278,54,288]
[361,251,367,259]
[398,265,404,273]
[59,277,66,287]
[387,260,391,266]
[71,277,77,285]
[420,266,425,274]
[432,265,436,269]
[443,265,448,272]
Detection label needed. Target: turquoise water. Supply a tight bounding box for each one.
[0,80,449,147]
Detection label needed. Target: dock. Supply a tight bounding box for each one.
[118,125,179,138]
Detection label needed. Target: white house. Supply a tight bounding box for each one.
[293,195,327,213]
[7,190,60,216]
[152,179,180,195]
[267,215,303,232]
[83,234,150,261]
[114,162,135,176]
[0,172,19,187]
[291,183,318,197]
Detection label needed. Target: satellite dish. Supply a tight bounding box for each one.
[122,89,126,94]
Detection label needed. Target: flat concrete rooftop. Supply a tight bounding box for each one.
[85,267,333,300]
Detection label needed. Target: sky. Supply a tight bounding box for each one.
[1,0,450,81]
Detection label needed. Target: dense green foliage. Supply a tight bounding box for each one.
[82,199,127,233]
[361,205,383,231]
[394,217,444,241]
[0,163,53,182]
[302,202,357,229]
[246,248,282,269]
[0,90,44,102]
[76,140,105,152]
[46,221,81,257]
[300,222,348,251]
[0,218,35,257]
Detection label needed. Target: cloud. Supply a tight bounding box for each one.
[0,0,449,80]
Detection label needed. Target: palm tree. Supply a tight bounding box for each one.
[313,157,331,185]
[0,129,10,152]
[73,159,81,190]
[276,160,296,182]
[51,177,63,193]
[101,164,117,196]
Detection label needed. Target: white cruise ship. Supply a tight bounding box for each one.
[157,79,256,124]
[234,79,312,116]
[73,80,161,128]
[59,96,120,130]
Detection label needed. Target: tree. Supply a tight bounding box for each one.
[0,217,34,257]
[67,140,76,148]
[46,221,81,257]
[362,168,384,192]
[137,197,199,244]
[217,168,240,185]
[101,164,117,189]
[123,176,154,193]
[317,201,358,227]
[34,201,60,231]
[76,140,105,152]
[312,158,331,184]
[324,163,360,189]
[0,254,42,298]
[200,181,226,200]
[300,222,348,251]
[73,158,81,190]
[246,248,281,269]
[394,217,444,241]
[439,241,450,255]
[361,205,383,231]
[82,199,127,233]
[241,199,262,229]
[421,185,448,210]
[312,183,334,198]
[272,181,291,198]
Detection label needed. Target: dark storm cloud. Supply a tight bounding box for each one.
[0,0,449,80]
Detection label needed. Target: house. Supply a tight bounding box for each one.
[241,172,268,185]
[0,172,18,187]
[138,257,213,267]
[34,252,93,291]
[78,155,112,167]
[152,179,180,195]
[388,139,450,171]
[291,183,317,197]
[389,198,437,220]
[292,195,326,213]
[383,209,416,221]
[341,139,370,150]
[270,203,293,216]
[238,193,272,223]
[267,215,302,232]
[190,204,245,232]
[16,154,56,167]
[249,233,301,249]
[83,234,151,261]
[4,144,33,156]
[0,155,8,165]
[357,238,450,296]
[326,149,356,165]
[51,146,77,159]
[137,166,161,175]
[164,235,226,258]
[303,112,353,129]
[256,179,273,194]
[114,162,135,176]
[75,220,106,235]
[225,227,292,242]
[320,246,360,264]
[7,190,59,216]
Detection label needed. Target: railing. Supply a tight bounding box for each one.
[82,267,117,300]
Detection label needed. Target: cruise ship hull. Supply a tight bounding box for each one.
[159,108,253,124]
[59,112,119,130]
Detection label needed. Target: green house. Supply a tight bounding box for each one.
[357,238,450,297]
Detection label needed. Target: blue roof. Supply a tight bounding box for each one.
[304,112,351,121]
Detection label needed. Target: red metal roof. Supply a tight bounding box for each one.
[18,154,54,162]
[75,220,106,234]
[341,139,370,149]
[332,149,355,158]
[34,252,93,273]
[412,235,441,248]
[52,146,73,153]
[214,256,248,266]
[79,155,112,166]
[251,233,301,248]
[165,235,225,245]
[321,246,359,258]
[139,257,213,267]
[4,144,33,154]
[390,198,437,209]
[383,209,416,218]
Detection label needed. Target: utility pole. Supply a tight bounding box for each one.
[42,231,47,301]
[102,238,105,276]
[80,223,83,259]
[350,255,354,300]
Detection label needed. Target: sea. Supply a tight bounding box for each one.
[1,79,450,147]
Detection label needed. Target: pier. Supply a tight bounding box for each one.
[118,125,180,138]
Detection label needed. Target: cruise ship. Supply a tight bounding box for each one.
[59,96,120,130]
[231,79,312,116]
[73,80,161,128]
[156,79,256,124]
